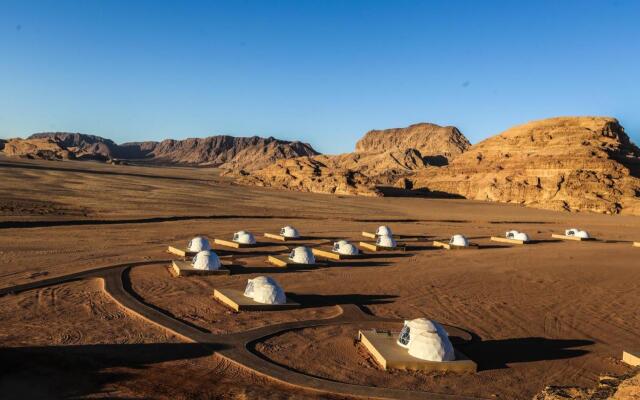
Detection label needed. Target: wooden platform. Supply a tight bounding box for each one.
[264,232,300,241]
[214,238,254,249]
[167,246,196,258]
[490,236,529,245]
[359,242,406,252]
[170,260,230,277]
[212,288,300,312]
[432,241,478,250]
[551,234,595,241]
[266,255,325,268]
[623,350,640,367]
[357,330,477,372]
[311,247,360,260]
[361,231,377,239]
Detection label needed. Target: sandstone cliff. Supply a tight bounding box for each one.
[412,117,640,215]
[231,122,470,195]
[356,123,470,165]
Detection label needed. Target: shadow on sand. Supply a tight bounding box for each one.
[376,186,466,199]
[286,293,398,309]
[0,342,226,400]
[462,336,594,371]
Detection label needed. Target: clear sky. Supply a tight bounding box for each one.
[1,0,639,154]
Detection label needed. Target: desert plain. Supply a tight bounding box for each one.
[0,155,639,400]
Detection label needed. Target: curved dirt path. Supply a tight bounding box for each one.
[0,260,486,400]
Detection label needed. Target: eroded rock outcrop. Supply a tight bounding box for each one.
[231,122,470,195]
[356,123,470,165]
[533,370,640,400]
[412,117,640,215]
[3,137,77,161]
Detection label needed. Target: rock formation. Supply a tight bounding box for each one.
[411,117,640,215]
[3,137,77,161]
[133,136,318,170]
[231,122,470,195]
[533,370,640,400]
[1,132,318,171]
[356,123,470,165]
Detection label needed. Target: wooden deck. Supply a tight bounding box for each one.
[357,329,477,372]
[170,260,230,277]
[213,288,300,312]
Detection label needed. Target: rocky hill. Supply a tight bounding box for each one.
[356,123,470,165]
[411,117,640,215]
[130,136,318,170]
[1,132,318,170]
[231,122,470,195]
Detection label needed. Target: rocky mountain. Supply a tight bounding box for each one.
[356,123,470,165]
[129,136,318,170]
[411,117,640,215]
[231,122,470,195]
[1,132,318,170]
[24,132,122,160]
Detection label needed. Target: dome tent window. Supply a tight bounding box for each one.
[233,230,256,244]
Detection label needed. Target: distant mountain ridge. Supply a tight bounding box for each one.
[2,132,319,170]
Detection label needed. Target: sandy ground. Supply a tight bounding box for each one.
[1,156,639,399]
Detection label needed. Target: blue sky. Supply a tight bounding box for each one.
[1,0,639,154]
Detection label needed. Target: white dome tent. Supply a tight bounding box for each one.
[376,235,397,248]
[280,225,300,239]
[191,250,221,271]
[565,228,590,239]
[376,225,393,236]
[449,234,469,247]
[332,240,359,256]
[397,318,455,362]
[187,236,211,252]
[289,246,316,264]
[233,230,256,245]
[505,230,530,242]
[243,276,286,305]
